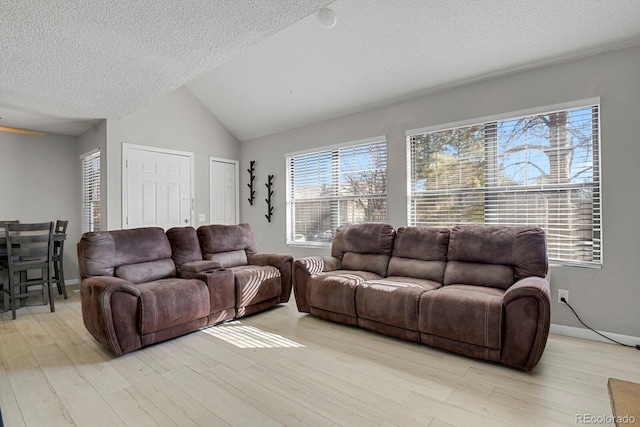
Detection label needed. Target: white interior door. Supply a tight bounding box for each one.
[210,158,238,225]
[124,144,193,230]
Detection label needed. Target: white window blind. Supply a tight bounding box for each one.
[81,150,101,233]
[408,104,601,267]
[286,139,388,246]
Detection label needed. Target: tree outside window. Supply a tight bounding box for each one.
[409,104,600,266]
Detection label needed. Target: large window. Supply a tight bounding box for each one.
[81,149,101,233]
[408,102,601,267]
[286,137,388,246]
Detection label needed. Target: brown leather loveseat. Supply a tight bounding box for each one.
[78,224,292,356]
[293,223,550,371]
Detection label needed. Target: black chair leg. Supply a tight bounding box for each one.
[60,260,67,299]
[54,259,67,299]
[19,271,27,307]
[0,268,5,312]
[10,275,17,320]
[48,275,55,313]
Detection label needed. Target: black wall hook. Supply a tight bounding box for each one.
[265,174,274,222]
[247,160,256,205]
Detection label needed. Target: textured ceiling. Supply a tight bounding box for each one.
[0,0,331,135]
[2,1,640,140]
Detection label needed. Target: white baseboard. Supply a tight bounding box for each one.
[550,323,640,347]
[64,279,80,286]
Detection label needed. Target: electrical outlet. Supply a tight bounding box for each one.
[558,289,569,304]
[198,214,206,222]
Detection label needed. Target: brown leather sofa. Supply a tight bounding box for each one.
[78,224,292,356]
[293,223,550,371]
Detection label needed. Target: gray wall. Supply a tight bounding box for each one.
[0,131,82,283]
[240,45,640,337]
[105,86,240,230]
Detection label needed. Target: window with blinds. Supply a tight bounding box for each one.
[286,138,388,246]
[81,149,101,233]
[408,103,601,267]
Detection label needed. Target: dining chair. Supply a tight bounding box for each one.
[52,220,68,299]
[3,222,55,320]
[0,220,20,312]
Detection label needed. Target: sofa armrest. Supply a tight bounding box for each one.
[179,260,223,274]
[501,276,551,371]
[292,256,341,312]
[248,253,294,303]
[80,276,142,356]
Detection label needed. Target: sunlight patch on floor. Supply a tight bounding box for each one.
[201,321,305,349]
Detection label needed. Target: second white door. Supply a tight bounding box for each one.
[210,158,238,225]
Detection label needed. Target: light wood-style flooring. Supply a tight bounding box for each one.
[1,284,638,426]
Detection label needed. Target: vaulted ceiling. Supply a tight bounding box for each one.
[2,1,640,141]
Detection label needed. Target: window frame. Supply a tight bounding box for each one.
[406,98,602,268]
[286,135,388,248]
[81,148,101,233]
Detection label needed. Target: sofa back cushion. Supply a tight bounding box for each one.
[166,226,202,267]
[205,249,248,268]
[78,227,176,283]
[444,225,548,290]
[387,226,450,282]
[197,223,258,266]
[331,223,395,277]
[115,259,177,283]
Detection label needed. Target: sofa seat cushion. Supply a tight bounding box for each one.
[307,270,381,317]
[136,278,210,335]
[419,285,504,350]
[356,276,441,330]
[229,265,281,308]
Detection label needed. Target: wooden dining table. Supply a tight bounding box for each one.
[0,231,66,246]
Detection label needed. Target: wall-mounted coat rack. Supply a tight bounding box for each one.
[247,160,256,205]
[265,174,274,222]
